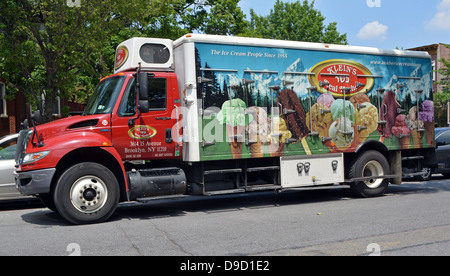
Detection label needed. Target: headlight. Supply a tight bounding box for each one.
[22,151,50,164]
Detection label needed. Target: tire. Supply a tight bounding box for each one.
[348,151,390,198]
[416,168,432,181]
[38,194,57,212]
[53,162,120,225]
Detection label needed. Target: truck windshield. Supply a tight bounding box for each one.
[83,76,126,115]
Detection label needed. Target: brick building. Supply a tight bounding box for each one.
[0,79,85,137]
[0,80,28,137]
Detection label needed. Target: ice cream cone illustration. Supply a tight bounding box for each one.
[405,106,424,148]
[419,100,435,146]
[392,115,411,149]
[246,106,268,158]
[267,116,292,157]
[328,117,354,150]
[306,103,333,138]
[216,99,253,159]
[354,102,378,144]
[327,99,356,150]
[410,130,423,148]
[227,125,244,158]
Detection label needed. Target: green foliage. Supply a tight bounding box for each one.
[435,44,450,126]
[0,0,348,124]
[243,0,348,45]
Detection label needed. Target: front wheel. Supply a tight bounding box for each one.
[348,151,390,198]
[53,162,120,225]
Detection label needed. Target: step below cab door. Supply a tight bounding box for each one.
[112,72,182,161]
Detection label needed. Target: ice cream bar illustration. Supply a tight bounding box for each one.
[377,90,400,138]
[392,114,411,149]
[217,98,252,159]
[277,89,308,141]
[246,106,268,158]
[419,100,434,146]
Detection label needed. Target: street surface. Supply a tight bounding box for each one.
[1,176,450,256]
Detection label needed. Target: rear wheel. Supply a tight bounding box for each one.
[416,168,432,181]
[53,162,119,224]
[348,151,390,198]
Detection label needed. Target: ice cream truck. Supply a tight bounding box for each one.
[14,34,437,224]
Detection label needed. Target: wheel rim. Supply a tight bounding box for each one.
[362,160,384,189]
[422,168,431,179]
[70,175,108,214]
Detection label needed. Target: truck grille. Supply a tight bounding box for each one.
[15,129,33,166]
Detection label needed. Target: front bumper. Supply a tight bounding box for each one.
[14,168,56,195]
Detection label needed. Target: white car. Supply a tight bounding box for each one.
[0,133,26,200]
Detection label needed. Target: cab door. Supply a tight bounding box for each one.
[111,72,181,160]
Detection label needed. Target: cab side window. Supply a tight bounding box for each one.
[119,77,167,117]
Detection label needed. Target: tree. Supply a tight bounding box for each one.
[244,0,347,45]
[0,0,161,123]
[434,44,450,126]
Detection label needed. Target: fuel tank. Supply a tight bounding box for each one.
[127,167,187,201]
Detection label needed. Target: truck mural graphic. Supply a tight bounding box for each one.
[195,42,434,160]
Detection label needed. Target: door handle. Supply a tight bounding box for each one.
[165,128,173,143]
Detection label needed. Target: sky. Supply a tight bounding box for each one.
[238,0,450,50]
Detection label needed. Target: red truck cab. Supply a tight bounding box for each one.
[15,69,183,224]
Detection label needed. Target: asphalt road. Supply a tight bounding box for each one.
[1,176,450,257]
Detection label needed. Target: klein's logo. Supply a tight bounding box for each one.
[128,125,157,140]
[308,59,375,98]
[115,45,129,70]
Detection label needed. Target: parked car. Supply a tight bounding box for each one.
[0,133,26,200]
[416,127,450,181]
[432,127,450,177]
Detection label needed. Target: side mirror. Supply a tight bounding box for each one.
[137,72,149,113]
[137,72,148,100]
[31,110,41,124]
[138,100,149,113]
